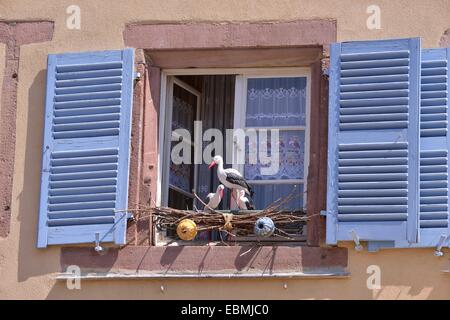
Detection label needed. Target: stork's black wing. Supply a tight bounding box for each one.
[225,172,253,196]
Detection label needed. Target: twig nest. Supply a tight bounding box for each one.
[176,219,197,241]
[254,217,275,237]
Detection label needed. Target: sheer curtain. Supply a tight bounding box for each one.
[244,77,307,210]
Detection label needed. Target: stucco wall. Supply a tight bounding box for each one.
[0,0,449,299]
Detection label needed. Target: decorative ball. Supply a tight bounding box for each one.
[176,219,198,241]
[254,217,275,237]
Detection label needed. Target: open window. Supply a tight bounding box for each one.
[157,68,310,244]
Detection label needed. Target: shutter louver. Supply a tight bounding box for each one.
[326,38,421,245]
[37,49,134,248]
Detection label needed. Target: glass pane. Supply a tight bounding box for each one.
[251,184,304,210]
[245,77,307,127]
[169,83,197,194]
[244,130,305,180]
[168,188,193,211]
[169,146,193,193]
[171,83,197,133]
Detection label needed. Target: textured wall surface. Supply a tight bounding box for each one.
[0,0,449,299]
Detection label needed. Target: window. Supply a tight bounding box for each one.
[233,71,310,210]
[157,68,310,242]
[165,78,200,210]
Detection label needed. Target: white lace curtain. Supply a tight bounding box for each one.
[244,77,307,209]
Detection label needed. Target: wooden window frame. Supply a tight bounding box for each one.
[161,76,201,207]
[157,68,311,245]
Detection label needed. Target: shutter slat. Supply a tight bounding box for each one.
[54,98,121,109]
[37,49,134,248]
[49,186,117,196]
[56,69,122,80]
[48,208,115,219]
[55,83,122,95]
[48,193,116,204]
[54,106,121,117]
[56,76,123,88]
[341,74,409,85]
[339,189,408,197]
[340,82,409,92]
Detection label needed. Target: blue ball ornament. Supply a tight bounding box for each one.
[254,217,275,237]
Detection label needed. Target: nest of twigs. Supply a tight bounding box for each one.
[127,187,309,240]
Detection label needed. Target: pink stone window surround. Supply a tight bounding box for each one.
[0,21,54,238]
[59,20,348,278]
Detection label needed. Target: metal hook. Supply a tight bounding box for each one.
[94,232,104,254]
[350,230,363,251]
[134,72,142,82]
[434,235,447,257]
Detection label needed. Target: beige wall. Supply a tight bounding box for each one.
[0,0,449,299]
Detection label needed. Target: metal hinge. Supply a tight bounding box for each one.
[94,232,104,254]
[434,235,448,257]
[134,71,142,82]
[350,230,363,251]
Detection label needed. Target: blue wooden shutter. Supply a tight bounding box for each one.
[326,38,421,245]
[37,49,134,248]
[367,48,450,252]
[388,48,450,249]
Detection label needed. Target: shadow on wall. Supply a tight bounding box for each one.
[17,70,61,282]
[46,245,449,299]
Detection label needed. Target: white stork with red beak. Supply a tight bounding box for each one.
[208,155,254,204]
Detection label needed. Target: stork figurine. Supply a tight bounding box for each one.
[208,155,254,206]
[205,184,225,212]
[236,189,255,210]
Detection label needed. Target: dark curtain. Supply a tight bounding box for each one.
[196,75,235,209]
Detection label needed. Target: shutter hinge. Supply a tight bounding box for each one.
[434,235,448,257]
[320,210,327,216]
[350,230,363,252]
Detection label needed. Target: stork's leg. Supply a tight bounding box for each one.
[231,190,237,208]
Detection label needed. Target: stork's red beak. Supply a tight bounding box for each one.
[219,188,224,198]
[208,161,216,169]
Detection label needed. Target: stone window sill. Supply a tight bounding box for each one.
[56,270,350,280]
[59,245,348,279]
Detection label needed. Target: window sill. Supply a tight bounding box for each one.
[60,245,348,279]
[56,270,350,280]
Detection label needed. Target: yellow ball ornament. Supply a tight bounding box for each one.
[176,219,197,241]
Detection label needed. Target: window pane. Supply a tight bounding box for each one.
[245,77,307,127]
[168,188,193,211]
[251,184,304,210]
[244,130,305,180]
[171,83,196,132]
[169,145,193,193]
[169,83,197,194]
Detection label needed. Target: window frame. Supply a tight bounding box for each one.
[156,67,311,244]
[158,67,311,208]
[162,76,201,207]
